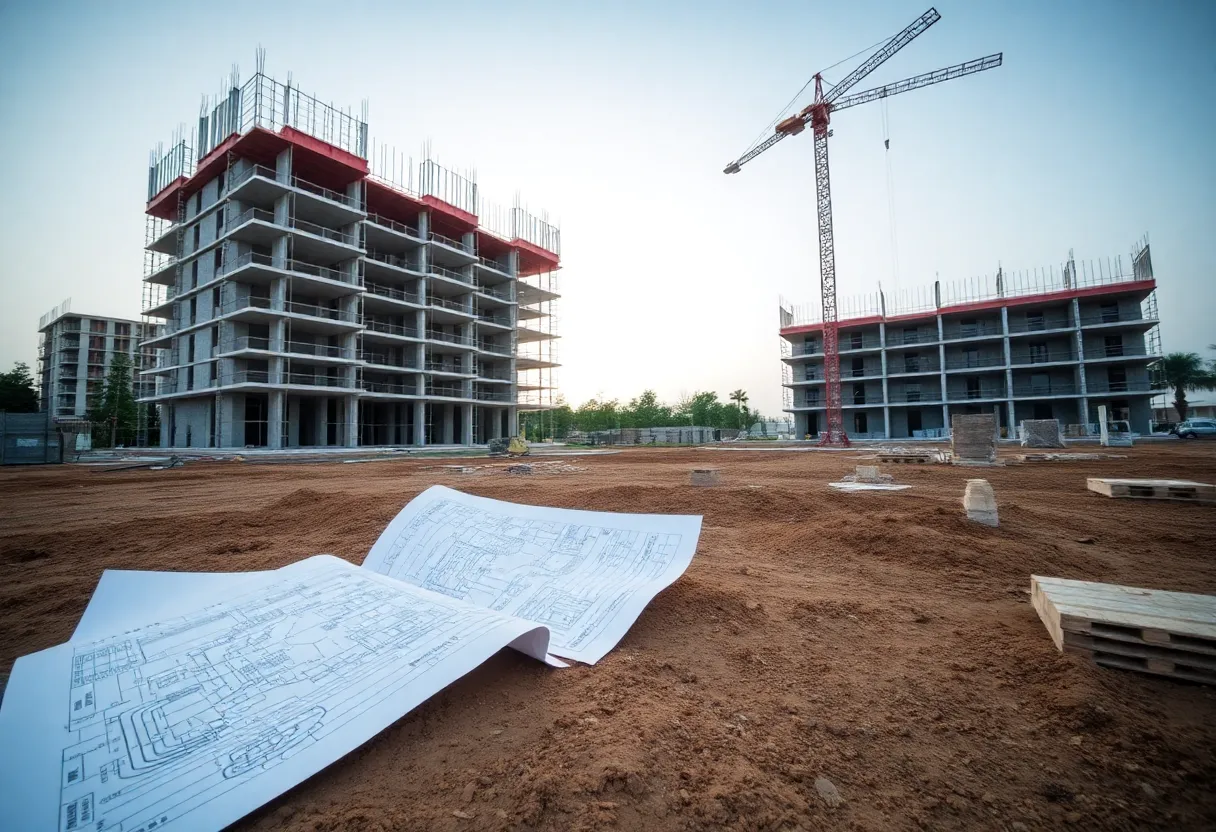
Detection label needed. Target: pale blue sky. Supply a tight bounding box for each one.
[1,0,1212,416]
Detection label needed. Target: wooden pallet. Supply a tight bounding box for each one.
[1087,478,1215,504]
[1032,575,1216,683]
[877,454,933,465]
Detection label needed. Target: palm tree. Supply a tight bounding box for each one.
[1158,352,1216,422]
[729,389,751,433]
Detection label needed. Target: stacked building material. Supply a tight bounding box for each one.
[951,414,997,464]
[1020,419,1064,448]
[1032,576,1216,683]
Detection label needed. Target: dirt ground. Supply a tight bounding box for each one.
[2,444,1215,831]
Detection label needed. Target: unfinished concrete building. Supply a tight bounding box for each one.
[37,300,158,422]
[780,244,1165,438]
[140,64,559,449]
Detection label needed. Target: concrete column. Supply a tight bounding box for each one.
[879,322,890,439]
[508,407,518,437]
[286,396,300,447]
[216,392,236,448]
[462,231,476,254]
[463,402,474,446]
[413,400,426,446]
[346,395,358,447]
[937,314,949,431]
[1001,307,1015,432]
[417,211,430,240]
[268,390,284,449]
[443,404,455,444]
[1072,297,1089,434]
[275,147,291,181]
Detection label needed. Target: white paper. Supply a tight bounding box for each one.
[828,482,913,491]
[0,555,549,832]
[74,567,569,668]
[72,569,273,640]
[361,485,702,664]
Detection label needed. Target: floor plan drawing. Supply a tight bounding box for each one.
[0,556,548,832]
[362,486,703,663]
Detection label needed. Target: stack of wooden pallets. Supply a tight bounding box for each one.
[1031,576,1216,684]
[1087,478,1215,504]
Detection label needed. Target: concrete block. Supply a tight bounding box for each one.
[1020,419,1064,448]
[690,468,720,487]
[951,414,998,463]
[963,478,999,526]
[855,465,880,482]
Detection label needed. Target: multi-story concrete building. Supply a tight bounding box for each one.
[140,67,559,449]
[780,244,1165,438]
[37,301,157,421]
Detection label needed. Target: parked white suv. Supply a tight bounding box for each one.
[1172,419,1216,439]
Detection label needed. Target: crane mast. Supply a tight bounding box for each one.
[724,7,1002,445]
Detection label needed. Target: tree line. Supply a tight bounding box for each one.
[520,388,774,441]
[0,357,158,447]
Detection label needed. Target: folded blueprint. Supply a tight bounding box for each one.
[0,486,701,832]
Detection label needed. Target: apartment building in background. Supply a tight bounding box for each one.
[37,301,157,421]
[780,243,1165,438]
[140,64,559,449]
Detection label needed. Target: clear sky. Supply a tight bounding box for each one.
[1,0,1212,417]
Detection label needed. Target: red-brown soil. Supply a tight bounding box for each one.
[2,444,1215,830]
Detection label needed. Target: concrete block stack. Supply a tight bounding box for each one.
[951,414,998,464]
[1019,419,1064,448]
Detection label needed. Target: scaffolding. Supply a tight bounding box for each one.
[781,241,1157,328]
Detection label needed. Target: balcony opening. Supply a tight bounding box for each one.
[966,377,981,399]
[853,383,866,405]
[963,348,979,368]
[1104,335,1124,357]
[1100,301,1119,323]
[1033,402,1053,420]
[807,412,819,437]
[1108,366,1127,392]
[851,357,865,378]
[904,352,920,373]
[960,318,977,339]
[854,411,868,434]
[905,383,921,403]
[903,327,918,344]
[1029,341,1048,363]
[1030,372,1050,395]
[803,337,818,354]
[850,332,863,349]
[908,410,922,433]
[1026,311,1045,332]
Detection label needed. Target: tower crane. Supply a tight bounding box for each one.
[725,7,1002,445]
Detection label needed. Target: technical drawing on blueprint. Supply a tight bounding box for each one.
[0,556,548,832]
[362,485,703,663]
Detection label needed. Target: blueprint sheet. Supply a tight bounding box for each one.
[73,568,569,668]
[362,485,702,664]
[0,555,550,832]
